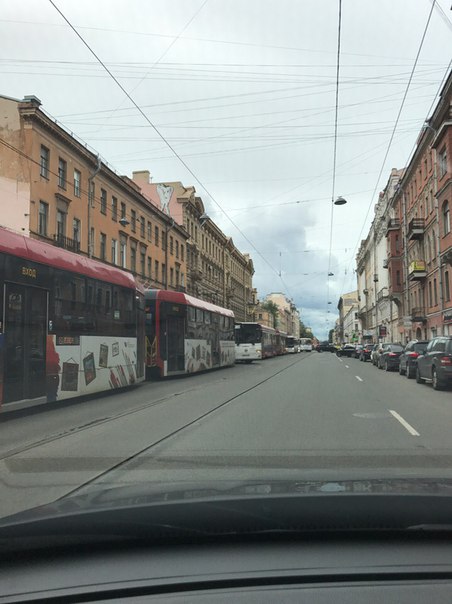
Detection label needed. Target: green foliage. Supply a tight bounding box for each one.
[299,321,314,340]
[260,300,279,327]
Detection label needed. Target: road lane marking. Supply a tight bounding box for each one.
[345,364,349,368]
[336,356,343,362]
[355,376,363,382]
[389,410,420,437]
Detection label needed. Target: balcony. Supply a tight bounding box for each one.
[411,307,426,323]
[408,260,427,281]
[407,218,425,240]
[386,218,401,235]
[53,233,80,253]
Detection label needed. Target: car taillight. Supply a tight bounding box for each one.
[408,352,419,358]
[440,356,452,366]
[388,352,398,357]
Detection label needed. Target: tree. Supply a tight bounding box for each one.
[260,300,279,328]
[299,321,314,340]
[328,328,335,343]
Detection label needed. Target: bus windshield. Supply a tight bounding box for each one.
[235,323,262,344]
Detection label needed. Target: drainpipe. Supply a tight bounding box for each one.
[87,156,101,258]
[402,191,409,342]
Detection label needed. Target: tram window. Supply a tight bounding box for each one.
[188,306,196,323]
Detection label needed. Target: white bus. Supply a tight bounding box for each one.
[299,337,313,352]
[286,335,300,353]
[234,322,278,362]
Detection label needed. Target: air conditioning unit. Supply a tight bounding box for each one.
[383,258,389,268]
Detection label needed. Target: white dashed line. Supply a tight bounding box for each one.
[336,356,343,363]
[345,364,349,369]
[355,376,363,382]
[389,409,420,436]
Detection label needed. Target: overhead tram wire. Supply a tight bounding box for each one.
[48,0,293,298]
[339,2,446,297]
[326,0,343,320]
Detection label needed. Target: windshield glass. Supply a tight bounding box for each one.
[235,323,262,344]
[1,0,452,533]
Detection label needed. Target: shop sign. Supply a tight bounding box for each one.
[378,325,387,337]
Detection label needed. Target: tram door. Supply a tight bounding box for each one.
[166,316,185,372]
[3,284,47,403]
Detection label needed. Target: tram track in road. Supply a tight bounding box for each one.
[0,354,313,463]
[55,353,313,500]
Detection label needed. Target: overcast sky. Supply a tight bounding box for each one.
[1,0,451,338]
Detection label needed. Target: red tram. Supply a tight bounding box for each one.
[0,227,145,410]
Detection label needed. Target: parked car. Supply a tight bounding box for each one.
[399,340,429,379]
[351,345,364,359]
[316,341,336,353]
[359,343,375,362]
[377,343,404,371]
[416,336,452,390]
[336,344,357,357]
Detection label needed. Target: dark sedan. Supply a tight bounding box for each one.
[378,343,404,371]
[398,340,428,379]
[416,336,452,390]
[359,343,375,362]
[336,344,357,357]
[316,341,336,353]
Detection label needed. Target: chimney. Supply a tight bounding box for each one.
[132,170,151,185]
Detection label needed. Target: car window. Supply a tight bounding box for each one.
[427,340,435,352]
[390,345,404,352]
[433,340,446,353]
[413,343,428,353]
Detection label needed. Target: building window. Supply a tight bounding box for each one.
[120,202,126,220]
[396,270,401,286]
[162,231,167,251]
[40,145,49,178]
[131,209,136,232]
[181,244,184,261]
[56,209,66,237]
[175,240,179,258]
[176,268,180,287]
[58,158,67,189]
[130,244,137,273]
[140,248,145,276]
[434,278,438,306]
[439,147,447,178]
[100,233,106,260]
[140,216,145,238]
[181,273,185,287]
[170,236,174,255]
[155,260,159,282]
[155,226,159,246]
[445,271,450,302]
[162,263,166,285]
[111,239,117,265]
[428,281,433,307]
[112,196,118,221]
[38,201,48,236]
[170,267,174,286]
[147,257,152,278]
[120,237,127,268]
[443,201,450,236]
[74,169,81,197]
[147,221,152,241]
[100,188,107,215]
[73,218,81,245]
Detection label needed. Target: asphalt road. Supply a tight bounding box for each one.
[1,351,452,519]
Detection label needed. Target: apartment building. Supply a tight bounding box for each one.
[357,70,452,341]
[262,293,301,337]
[337,291,360,344]
[131,171,255,321]
[356,169,402,342]
[0,95,188,289]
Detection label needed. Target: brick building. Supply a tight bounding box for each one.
[0,95,188,289]
[131,171,255,321]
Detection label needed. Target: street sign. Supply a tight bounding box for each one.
[378,325,387,337]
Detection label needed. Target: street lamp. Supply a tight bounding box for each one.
[119,217,130,228]
[334,196,347,206]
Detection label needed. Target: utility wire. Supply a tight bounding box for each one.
[340,1,445,296]
[48,0,291,297]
